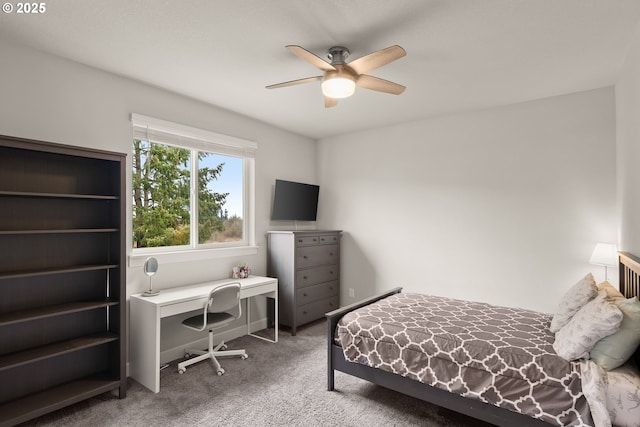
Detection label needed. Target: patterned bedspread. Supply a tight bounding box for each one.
[336,293,594,426]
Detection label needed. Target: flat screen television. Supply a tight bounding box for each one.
[271,179,319,221]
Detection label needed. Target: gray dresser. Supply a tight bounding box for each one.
[267,230,341,335]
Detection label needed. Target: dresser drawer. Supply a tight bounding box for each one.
[296,296,339,325]
[296,280,338,306]
[317,234,339,245]
[296,244,338,268]
[296,265,338,288]
[295,233,340,247]
[295,235,319,246]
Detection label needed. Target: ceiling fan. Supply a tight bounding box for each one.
[266,45,406,108]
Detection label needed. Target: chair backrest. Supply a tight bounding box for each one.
[207,282,241,320]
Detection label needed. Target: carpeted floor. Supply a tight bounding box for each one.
[21,320,494,427]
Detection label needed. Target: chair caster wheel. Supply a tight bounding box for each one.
[220,344,228,351]
[184,353,191,359]
[178,368,186,374]
[241,354,248,360]
[216,368,225,376]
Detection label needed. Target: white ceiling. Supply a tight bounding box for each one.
[2,0,640,139]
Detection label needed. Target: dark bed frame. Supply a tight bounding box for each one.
[326,251,640,427]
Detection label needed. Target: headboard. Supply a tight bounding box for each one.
[619,251,640,368]
[619,252,640,299]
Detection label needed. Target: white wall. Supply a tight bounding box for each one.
[317,88,617,313]
[0,38,317,358]
[616,23,640,256]
[0,36,624,340]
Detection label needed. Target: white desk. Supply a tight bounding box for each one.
[129,275,278,393]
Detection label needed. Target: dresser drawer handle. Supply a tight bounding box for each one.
[329,253,333,256]
[303,293,307,297]
[330,271,333,274]
[329,287,333,291]
[303,311,307,315]
[303,255,308,259]
[303,276,307,279]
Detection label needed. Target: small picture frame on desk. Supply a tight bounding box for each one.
[232,263,250,279]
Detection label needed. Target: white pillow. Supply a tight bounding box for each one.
[553,290,623,361]
[549,273,597,333]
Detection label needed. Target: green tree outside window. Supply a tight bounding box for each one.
[132,140,238,248]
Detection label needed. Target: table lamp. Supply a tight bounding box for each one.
[589,243,618,281]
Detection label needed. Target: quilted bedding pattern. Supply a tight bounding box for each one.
[336,293,594,426]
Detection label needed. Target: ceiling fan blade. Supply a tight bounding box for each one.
[356,75,406,95]
[286,45,336,72]
[325,97,339,108]
[266,76,323,89]
[348,45,406,75]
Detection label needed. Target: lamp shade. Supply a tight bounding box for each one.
[589,243,618,267]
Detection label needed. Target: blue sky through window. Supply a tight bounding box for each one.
[201,153,243,217]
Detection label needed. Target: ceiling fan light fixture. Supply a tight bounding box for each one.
[267,44,406,107]
[321,76,356,99]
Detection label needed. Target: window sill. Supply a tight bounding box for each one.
[128,245,259,268]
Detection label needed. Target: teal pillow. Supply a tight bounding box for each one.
[590,297,640,370]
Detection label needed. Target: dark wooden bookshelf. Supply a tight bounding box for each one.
[0,264,119,280]
[0,190,118,199]
[0,333,119,371]
[0,300,119,327]
[0,229,119,235]
[0,374,120,426]
[0,135,126,426]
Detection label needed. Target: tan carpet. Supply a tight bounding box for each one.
[21,320,492,427]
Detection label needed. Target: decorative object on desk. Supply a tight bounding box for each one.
[232,263,251,279]
[589,243,618,281]
[142,257,160,297]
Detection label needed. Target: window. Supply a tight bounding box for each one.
[131,114,256,262]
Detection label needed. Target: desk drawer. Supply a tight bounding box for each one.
[296,244,338,268]
[161,298,207,317]
[296,296,339,325]
[296,280,338,306]
[296,265,338,288]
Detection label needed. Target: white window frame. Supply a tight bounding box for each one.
[128,114,257,267]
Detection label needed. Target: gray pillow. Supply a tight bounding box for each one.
[590,297,640,370]
[553,290,623,361]
[549,273,597,333]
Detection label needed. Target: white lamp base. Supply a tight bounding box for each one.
[141,289,160,297]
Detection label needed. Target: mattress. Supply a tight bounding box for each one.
[336,293,593,426]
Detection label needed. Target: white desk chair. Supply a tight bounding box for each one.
[177,282,248,376]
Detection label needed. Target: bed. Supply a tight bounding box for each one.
[326,251,640,427]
